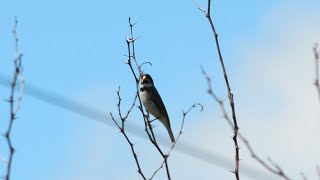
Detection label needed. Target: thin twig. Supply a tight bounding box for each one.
[149,103,203,180]
[313,44,320,102]
[116,87,138,130]
[201,66,233,128]
[110,87,146,180]
[128,17,142,77]
[241,137,290,180]
[194,1,240,179]
[201,67,291,180]
[5,17,24,180]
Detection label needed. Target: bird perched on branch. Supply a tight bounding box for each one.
[139,74,175,143]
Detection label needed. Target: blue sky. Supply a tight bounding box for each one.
[1,0,320,180]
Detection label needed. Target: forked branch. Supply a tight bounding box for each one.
[201,67,291,180]
[125,18,172,179]
[112,18,195,180]
[149,103,203,180]
[110,87,145,179]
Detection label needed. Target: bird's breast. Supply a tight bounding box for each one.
[140,90,162,118]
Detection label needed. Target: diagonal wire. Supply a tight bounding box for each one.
[0,73,274,179]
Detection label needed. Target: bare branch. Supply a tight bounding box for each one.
[139,61,152,71]
[201,66,233,128]
[194,0,206,14]
[195,1,240,178]
[5,16,24,180]
[109,86,146,180]
[201,66,291,179]
[115,18,175,179]
[313,44,320,102]
[201,67,291,180]
[12,18,24,115]
[128,17,142,78]
[243,137,291,179]
[150,103,203,180]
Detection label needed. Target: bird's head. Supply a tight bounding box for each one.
[141,74,154,86]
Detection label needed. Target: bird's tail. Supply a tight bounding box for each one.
[167,127,175,143]
[160,117,175,143]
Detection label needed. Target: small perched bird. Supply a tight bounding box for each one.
[139,74,175,143]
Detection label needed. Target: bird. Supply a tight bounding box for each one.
[139,74,175,143]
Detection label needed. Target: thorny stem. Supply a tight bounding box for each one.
[195,1,240,179]
[110,87,146,180]
[124,17,172,179]
[5,17,24,180]
[117,17,201,180]
[201,67,291,180]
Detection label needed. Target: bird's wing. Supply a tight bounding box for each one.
[150,86,170,121]
[150,86,175,143]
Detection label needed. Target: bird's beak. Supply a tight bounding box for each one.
[142,75,148,83]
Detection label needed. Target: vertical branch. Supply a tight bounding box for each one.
[202,67,291,180]
[195,1,240,179]
[5,17,24,180]
[127,18,171,180]
[313,44,320,102]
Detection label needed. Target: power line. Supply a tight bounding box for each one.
[0,74,273,179]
